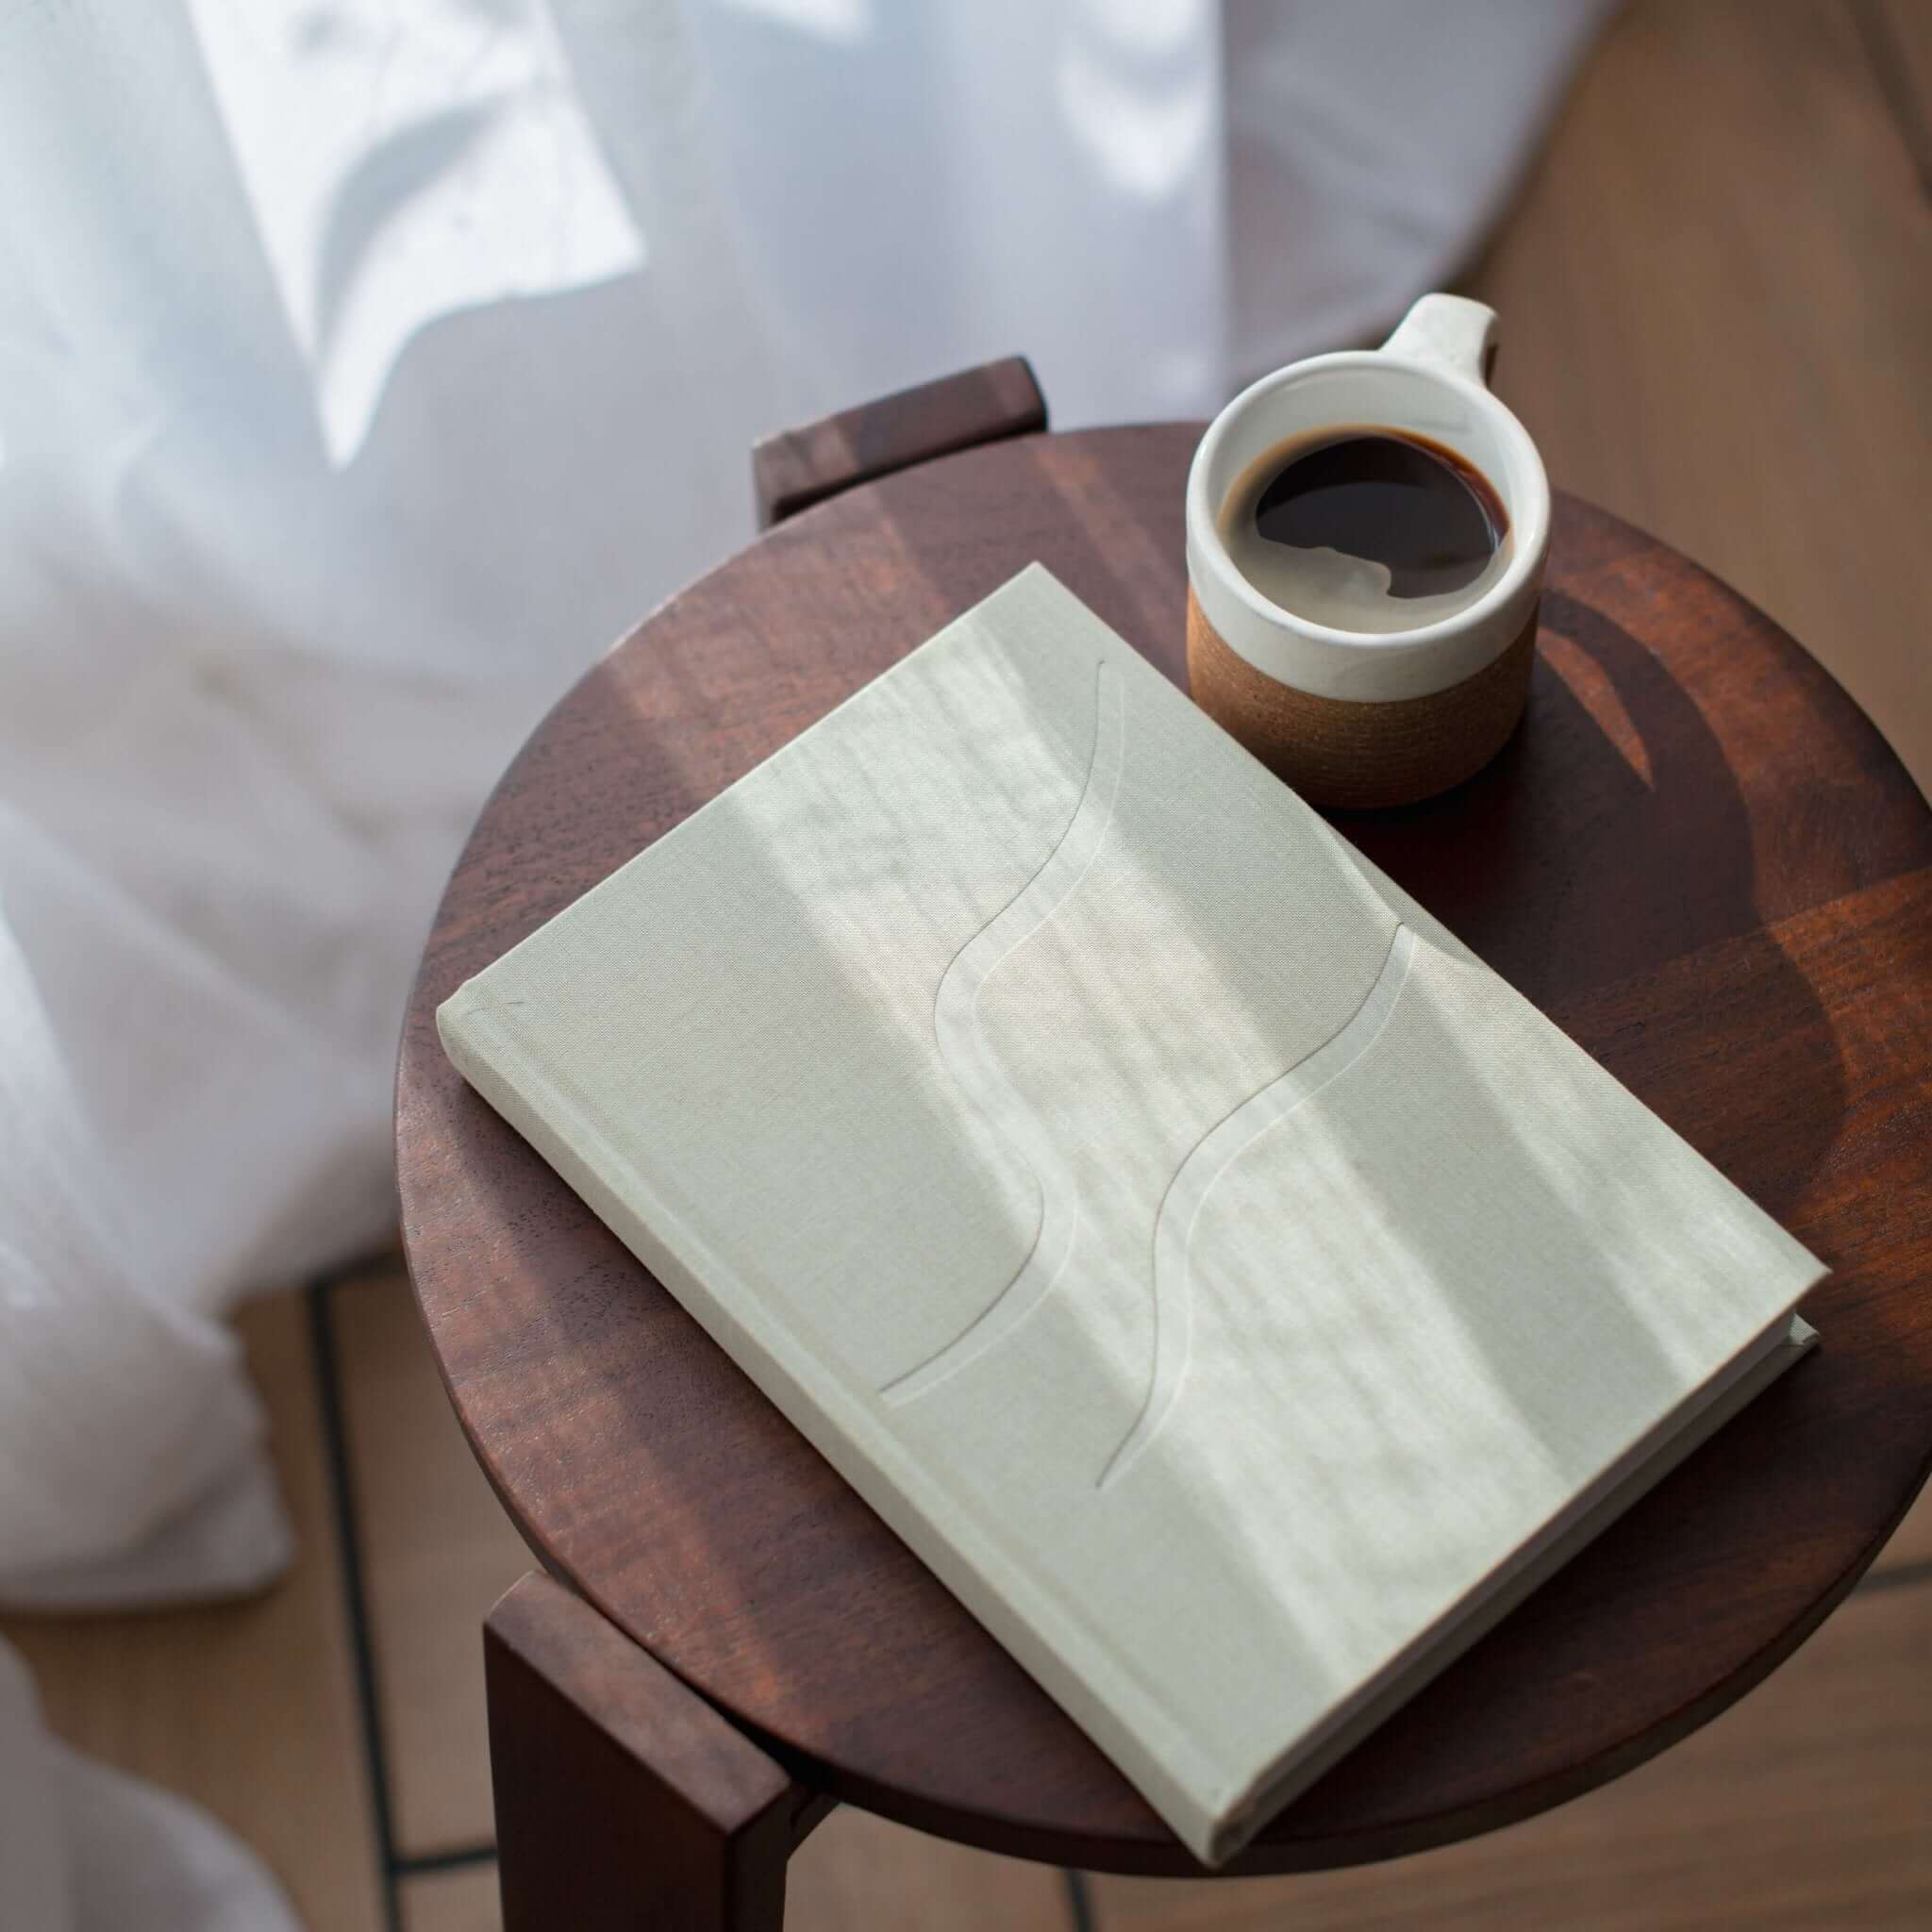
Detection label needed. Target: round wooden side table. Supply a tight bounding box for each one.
[395,361,1932,1930]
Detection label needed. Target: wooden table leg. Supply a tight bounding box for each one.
[487,1571,828,1930]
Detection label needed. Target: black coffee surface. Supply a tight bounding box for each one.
[1219,428,1510,634]
[1254,433,1502,596]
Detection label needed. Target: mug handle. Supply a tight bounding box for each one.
[1381,293,1499,387]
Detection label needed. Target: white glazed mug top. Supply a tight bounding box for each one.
[1186,295,1551,704]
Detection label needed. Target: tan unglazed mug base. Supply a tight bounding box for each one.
[1186,587,1538,810]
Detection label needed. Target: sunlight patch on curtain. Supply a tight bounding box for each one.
[716,0,874,44]
[186,0,643,466]
[1058,0,1216,202]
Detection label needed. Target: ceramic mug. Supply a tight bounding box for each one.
[1185,293,1550,808]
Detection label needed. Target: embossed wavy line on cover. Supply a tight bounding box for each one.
[1098,921,1419,1489]
[881,660,1125,1406]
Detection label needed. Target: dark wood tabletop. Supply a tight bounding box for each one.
[396,416,1932,1877]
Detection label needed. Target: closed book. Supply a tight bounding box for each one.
[439,564,1823,1865]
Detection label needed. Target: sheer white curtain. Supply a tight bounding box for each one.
[0,1,1607,1923]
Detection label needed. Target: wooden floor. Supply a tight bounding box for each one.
[1464,0,1931,800]
[5,4,1927,1927]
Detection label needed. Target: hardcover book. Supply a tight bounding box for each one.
[440,564,1823,1864]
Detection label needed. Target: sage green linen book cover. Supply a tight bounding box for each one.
[439,564,1824,1864]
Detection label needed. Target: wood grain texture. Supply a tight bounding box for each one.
[753,355,1045,528]
[1089,1579,1932,1929]
[1463,0,1932,799]
[396,424,1932,1875]
[486,1572,810,1931]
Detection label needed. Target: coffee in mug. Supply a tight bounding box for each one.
[1184,293,1551,809]
[1217,428,1510,635]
